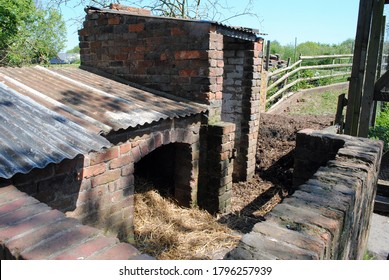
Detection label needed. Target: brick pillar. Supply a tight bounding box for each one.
[222,39,262,182]
[199,122,235,214]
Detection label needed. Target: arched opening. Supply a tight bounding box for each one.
[134,143,192,207]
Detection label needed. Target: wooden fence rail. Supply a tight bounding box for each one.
[263,54,353,110]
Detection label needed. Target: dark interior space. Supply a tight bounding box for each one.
[134,144,176,198]
[134,143,193,207]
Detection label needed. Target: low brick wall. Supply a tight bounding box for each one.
[227,129,383,260]
[0,185,148,260]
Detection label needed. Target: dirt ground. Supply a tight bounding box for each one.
[219,113,333,233]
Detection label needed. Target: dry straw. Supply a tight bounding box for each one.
[134,180,240,260]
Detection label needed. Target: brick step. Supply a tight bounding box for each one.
[0,185,149,260]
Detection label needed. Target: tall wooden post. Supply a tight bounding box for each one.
[344,0,374,136]
[358,0,385,137]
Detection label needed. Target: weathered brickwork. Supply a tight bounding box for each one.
[79,10,212,104]
[0,185,147,260]
[227,130,383,260]
[3,116,203,242]
[79,7,264,181]
[199,122,236,214]
[221,38,262,181]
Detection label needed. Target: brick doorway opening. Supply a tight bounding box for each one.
[134,143,193,207]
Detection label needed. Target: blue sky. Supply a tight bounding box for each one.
[60,0,361,51]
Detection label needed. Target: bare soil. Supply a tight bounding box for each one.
[219,113,333,233]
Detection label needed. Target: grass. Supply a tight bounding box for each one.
[287,88,348,116]
[363,251,375,260]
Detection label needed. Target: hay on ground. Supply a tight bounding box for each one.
[134,180,240,260]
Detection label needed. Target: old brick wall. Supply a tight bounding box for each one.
[198,122,235,214]
[227,130,383,260]
[221,37,262,181]
[79,10,213,104]
[79,8,263,182]
[3,115,203,242]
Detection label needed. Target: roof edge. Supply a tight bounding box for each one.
[85,6,263,39]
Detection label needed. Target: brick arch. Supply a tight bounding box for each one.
[129,127,200,207]
[128,128,198,165]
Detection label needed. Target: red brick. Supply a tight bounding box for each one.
[139,141,149,157]
[109,4,151,15]
[215,91,223,100]
[0,210,65,241]
[209,67,223,77]
[121,164,134,176]
[22,225,100,260]
[108,17,120,25]
[115,53,128,60]
[87,243,139,260]
[131,146,142,162]
[91,41,102,49]
[79,28,88,36]
[83,163,106,179]
[171,27,185,36]
[91,169,121,187]
[175,50,202,60]
[179,69,198,77]
[90,147,119,165]
[5,218,85,259]
[110,155,132,169]
[108,176,134,192]
[120,142,132,155]
[0,196,39,216]
[160,53,168,61]
[0,188,28,205]
[128,23,144,32]
[53,236,118,260]
[154,132,163,149]
[0,203,50,227]
[0,185,17,194]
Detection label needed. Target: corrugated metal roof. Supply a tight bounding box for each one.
[87,6,263,41]
[0,83,111,179]
[0,66,207,135]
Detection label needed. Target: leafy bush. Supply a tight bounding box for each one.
[369,104,389,151]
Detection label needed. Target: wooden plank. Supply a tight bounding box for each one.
[260,71,268,113]
[268,59,302,78]
[335,93,347,126]
[344,0,374,136]
[358,0,385,137]
[268,64,351,91]
[265,40,271,71]
[374,69,389,92]
[373,90,389,101]
[300,54,353,60]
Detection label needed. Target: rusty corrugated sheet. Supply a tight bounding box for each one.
[87,6,263,40]
[0,66,207,135]
[0,83,111,179]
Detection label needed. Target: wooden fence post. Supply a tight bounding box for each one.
[260,71,268,113]
[358,0,385,137]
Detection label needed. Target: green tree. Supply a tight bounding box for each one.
[0,0,66,66]
[66,45,80,54]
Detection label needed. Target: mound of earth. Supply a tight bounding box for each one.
[219,113,333,233]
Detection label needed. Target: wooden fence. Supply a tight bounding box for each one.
[262,54,353,111]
